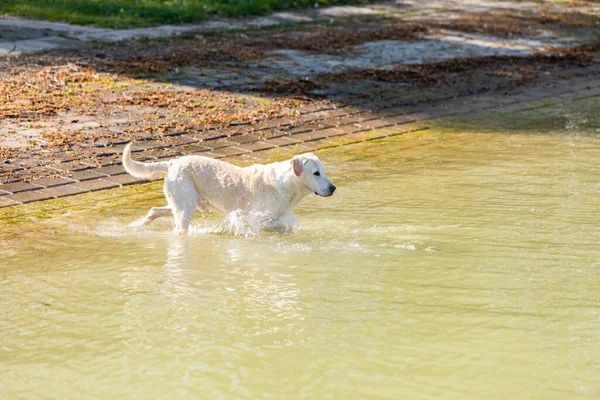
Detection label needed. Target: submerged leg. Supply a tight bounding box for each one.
[173,203,196,235]
[265,211,298,233]
[165,176,198,235]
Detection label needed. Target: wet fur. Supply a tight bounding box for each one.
[122,143,336,234]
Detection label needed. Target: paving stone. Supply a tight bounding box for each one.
[472,96,504,107]
[332,124,364,134]
[380,123,428,135]
[256,129,290,140]
[298,138,338,150]
[45,184,87,198]
[288,130,332,142]
[142,147,184,159]
[304,109,349,121]
[177,142,211,154]
[200,138,237,150]
[79,156,122,167]
[328,115,364,126]
[1,166,59,183]
[261,116,298,129]
[0,195,19,208]
[263,136,303,147]
[29,176,77,188]
[48,160,93,172]
[552,91,583,101]
[238,141,277,152]
[74,179,120,193]
[519,86,556,99]
[62,169,109,181]
[5,188,57,204]
[93,164,127,176]
[567,80,600,92]
[565,83,600,96]
[216,126,247,136]
[177,144,213,154]
[308,121,337,130]
[0,161,22,174]
[499,101,544,113]
[211,147,249,157]
[383,104,428,117]
[0,181,43,193]
[164,135,200,146]
[128,141,161,151]
[14,158,49,169]
[353,112,381,122]
[1,173,26,185]
[383,114,420,125]
[319,117,346,127]
[570,79,600,91]
[104,174,146,186]
[316,127,347,138]
[90,145,127,156]
[437,101,482,115]
[354,118,394,130]
[287,125,313,135]
[225,133,261,144]
[546,85,578,97]
[499,92,538,104]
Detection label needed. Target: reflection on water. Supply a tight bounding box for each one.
[1,120,600,398]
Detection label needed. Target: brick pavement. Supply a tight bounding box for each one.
[2,73,600,210]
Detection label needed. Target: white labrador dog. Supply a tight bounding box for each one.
[122,143,336,234]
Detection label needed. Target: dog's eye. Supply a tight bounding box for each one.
[313,171,320,177]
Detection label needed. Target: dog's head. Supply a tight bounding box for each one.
[291,153,336,197]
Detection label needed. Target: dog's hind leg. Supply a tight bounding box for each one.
[144,206,172,225]
[165,176,197,235]
[129,206,172,228]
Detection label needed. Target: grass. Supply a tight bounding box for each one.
[0,0,369,29]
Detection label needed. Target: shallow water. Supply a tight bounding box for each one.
[2,122,600,398]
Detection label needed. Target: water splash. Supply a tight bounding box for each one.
[72,208,298,238]
[189,209,298,237]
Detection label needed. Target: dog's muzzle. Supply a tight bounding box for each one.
[315,184,336,197]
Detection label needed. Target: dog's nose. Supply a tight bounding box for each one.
[329,184,336,194]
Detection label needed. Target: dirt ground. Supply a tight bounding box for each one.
[1,0,600,186]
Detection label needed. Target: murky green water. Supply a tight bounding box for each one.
[2,105,600,398]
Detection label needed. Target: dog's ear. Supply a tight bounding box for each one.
[291,156,303,177]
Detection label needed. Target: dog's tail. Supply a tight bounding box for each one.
[122,143,169,180]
